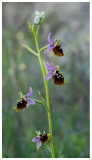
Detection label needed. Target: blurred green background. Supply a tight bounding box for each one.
[2,2,90,158]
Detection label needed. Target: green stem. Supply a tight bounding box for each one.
[35,35,55,158]
[36,25,41,37]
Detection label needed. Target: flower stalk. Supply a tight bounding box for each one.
[35,33,55,158]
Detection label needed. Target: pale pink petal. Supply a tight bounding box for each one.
[47,44,54,52]
[25,87,33,98]
[44,71,54,80]
[37,139,42,150]
[45,61,54,70]
[26,98,35,106]
[48,32,52,43]
[32,136,38,142]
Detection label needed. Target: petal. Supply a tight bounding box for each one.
[53,39,56,44]
[45,61,54,70]
[48,32,52,43]
[26,98,35,105]
[47,44,54,52]
[44,71,54,80]
[37,139,42,151]
[32,136,38,142]
[38,131,41,134]
[25,87,33,98]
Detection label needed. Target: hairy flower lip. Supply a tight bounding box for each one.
[52,70,67,85]
[17,99,27,110]
[53,45,64,57]
[40,134,49,144]
[52,74,64,85]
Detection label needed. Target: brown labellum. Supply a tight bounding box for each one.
[40,134,49,144]
[53,45,64,57]
[17,99,27,110]
[52,71,65,85]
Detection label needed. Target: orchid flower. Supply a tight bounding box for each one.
[32,131,50,151]
[25,87,35,107]
[32,131,42,151]
[44,61,67,85]
[45,33,64,57]
[13,87,35,112]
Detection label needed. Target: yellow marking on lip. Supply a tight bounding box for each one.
[64,81,67,84]
[56,66,59,70]
[13,107,19,112]
[47,134,50,138]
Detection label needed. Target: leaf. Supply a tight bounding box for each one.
[23,44,38,56]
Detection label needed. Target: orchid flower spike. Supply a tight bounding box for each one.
[45,33,64,57]
[13,87,35,112]
[44,61,67,85]
[32,131,50,151]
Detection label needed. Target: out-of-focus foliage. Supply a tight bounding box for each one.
[2,2,89,158]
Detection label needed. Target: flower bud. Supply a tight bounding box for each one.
[39,11,45,18]
[34,11,45,25]
[34,16,40,24]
